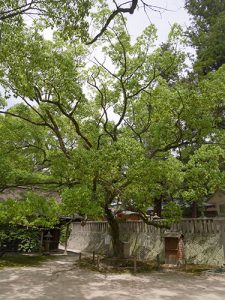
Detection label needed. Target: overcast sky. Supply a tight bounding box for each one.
[125,0,190,42]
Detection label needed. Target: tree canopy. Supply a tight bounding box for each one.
[0,0,167,44]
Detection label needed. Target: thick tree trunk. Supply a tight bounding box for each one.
[104,205,121,257]
[154,197,162,217]
[192,201,198,218]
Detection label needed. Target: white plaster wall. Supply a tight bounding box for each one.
[67,221,224,266]
[184,234,223,265]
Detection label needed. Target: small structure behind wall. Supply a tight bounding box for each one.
[208,190,225,217]
[164,232,181,265]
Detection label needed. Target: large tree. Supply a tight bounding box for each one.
[1,11,225,256]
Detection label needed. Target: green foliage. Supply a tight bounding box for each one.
[0,225,40,253]
[0,193,60,228]
[0,192,59,252]
[14,229,40,253]
[59,224,71,245]
[61,186,104,219]
[162,202,183,223]
[182,145,225,202]
[0,0,93,42]
[0,113,56,189]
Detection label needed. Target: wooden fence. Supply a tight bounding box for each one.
[72,218,221,235]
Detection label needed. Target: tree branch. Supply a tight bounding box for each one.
[0,0,47,21]
[0,110,48,127]
[44,109,70,158]
[87,0,138,44]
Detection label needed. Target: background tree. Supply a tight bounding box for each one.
[185,0,225,75]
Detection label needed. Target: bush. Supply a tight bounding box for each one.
[0,225,40,253]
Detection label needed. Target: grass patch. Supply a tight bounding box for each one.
[101,257,156,273]
[176,264,215,275]
[0,254,57,269]
[76,256,215,275]
[77,256,157,274]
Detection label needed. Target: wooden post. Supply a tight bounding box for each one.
[97,255,100,270]
[133,255,137,274]
[220,221,225,265]
[64,223,70,255]
[79,252,82,262]
[156,254,160,271]
[192,201,198,218]
[40,230,44,254]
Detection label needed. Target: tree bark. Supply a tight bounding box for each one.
[191,201,198,218]
[154,197,162,217]
[104,204,121,257]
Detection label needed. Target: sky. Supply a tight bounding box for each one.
[121,0,190,42]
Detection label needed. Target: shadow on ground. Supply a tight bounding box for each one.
[0,254,225,300]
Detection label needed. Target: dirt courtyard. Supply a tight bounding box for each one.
[0,255,225,300]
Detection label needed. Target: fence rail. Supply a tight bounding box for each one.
[71,218,222,235]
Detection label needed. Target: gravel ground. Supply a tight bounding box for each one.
[0,255,225,300]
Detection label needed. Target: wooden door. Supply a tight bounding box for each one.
[165,237,178,264]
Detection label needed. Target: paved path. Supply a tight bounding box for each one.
[0,256,225,300]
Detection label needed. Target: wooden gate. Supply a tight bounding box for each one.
[165,237,178,265]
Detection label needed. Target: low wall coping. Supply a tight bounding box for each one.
[163,231,182,237]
